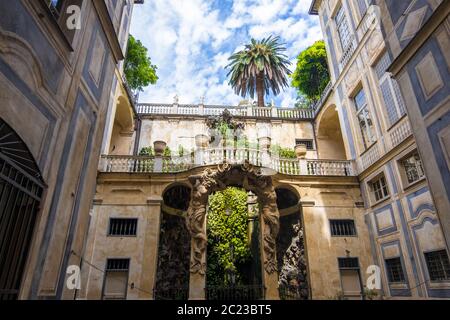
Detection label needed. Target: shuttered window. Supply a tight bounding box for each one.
[102,259,130,300]
[375,52,407,126]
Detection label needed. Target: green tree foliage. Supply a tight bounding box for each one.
[207,187,251,286]
[291,40,330,103]
[226,36,291,108]
[124,35,158,92]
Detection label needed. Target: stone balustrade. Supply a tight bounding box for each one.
[136,103,314,120]
[100,148,356,176]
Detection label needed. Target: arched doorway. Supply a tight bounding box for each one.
[186,162,280,300]
[154,184,191,300]
[205,187,263,300]
[275,187,309,300]
[316,105,347,160]
[0,119,44,300]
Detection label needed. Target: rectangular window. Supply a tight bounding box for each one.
[385,257,406,283]
[375,52,407,126]
[338,257,362,299]
[370,175,389,202]
[354,88,376,149]
[424,250,450,281]
[335,5,352,51]
[295,139,314,150]
[402,152,425,185]
[330,220,357,236]
[108,218,138,236]
[103,258,130,300]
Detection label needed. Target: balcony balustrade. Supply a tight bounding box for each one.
[136,103,314,120]
[100,147,356,177]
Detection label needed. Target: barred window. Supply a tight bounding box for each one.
[370,175,389,202]
[375,52,407,126]
[401,152,425,185]
[330,220,357,236]
[424,250,450,281]
[109,218,138,236]
[385,257,406,283]
[103,258,130,300]
[295,139,314,150]
[338,257,359,269]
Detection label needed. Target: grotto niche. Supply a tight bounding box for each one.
[275,188,309,300]
[154,185,191,300]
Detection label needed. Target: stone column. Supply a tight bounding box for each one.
[139,196,163,299]
[259,204,280,300]
[188,202,207,300]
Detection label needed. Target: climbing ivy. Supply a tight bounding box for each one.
[207,187,251,286]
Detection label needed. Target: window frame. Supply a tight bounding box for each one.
[384,257,406,284]
[354,87,377,150]
[374,52,407,128]
[107,217,138,237]
[424,250,450,282]
[334,4,352,53]
[369,174,390,204]
[400,152,426,187]
[329,219,358,237]
[102,258,130,300]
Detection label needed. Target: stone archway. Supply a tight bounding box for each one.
[316,104,347,160]
[186,161,280,299]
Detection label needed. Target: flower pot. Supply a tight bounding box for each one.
[295,144,307,159]
[258,136,271,150]
[153,140,167,156]
[195,134,209,148]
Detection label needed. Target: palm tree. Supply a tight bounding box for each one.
[226,36,292,108]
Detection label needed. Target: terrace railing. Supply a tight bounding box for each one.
[136,103,314,120]
[100,148,356,177]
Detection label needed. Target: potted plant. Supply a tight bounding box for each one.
[153,140,167,156]
[295,144,307,159]
[195,134,209,148]
[258,136,272,151]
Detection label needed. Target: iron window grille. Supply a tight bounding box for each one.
[371,175,389,202]
[330,220,357,237]
[385,257,406,283]
[424,250,450,281]
[402,153,425,185]
[338,257,359,269]
[295,139,314,150]
[102,258,130,300]
[108,218,138,236]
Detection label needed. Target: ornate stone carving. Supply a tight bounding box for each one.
[186,161,280,275]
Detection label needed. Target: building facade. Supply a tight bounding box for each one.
[80,103,374,300]
[0,0,141,300]
[310,0,450,298]
[376,0,450,259]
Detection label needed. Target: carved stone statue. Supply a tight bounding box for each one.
[186,161,280,275]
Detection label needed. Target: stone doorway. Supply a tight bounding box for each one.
[205,187,263,300]
[186,162,280,299]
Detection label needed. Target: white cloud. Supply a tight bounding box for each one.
[130,0,321,107]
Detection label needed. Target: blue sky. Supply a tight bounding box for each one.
[129,0,322,107]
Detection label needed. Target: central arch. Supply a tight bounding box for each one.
[186,162,280,299]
